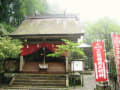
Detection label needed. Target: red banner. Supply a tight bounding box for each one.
[112,34,120,85]
[92,41,108,82]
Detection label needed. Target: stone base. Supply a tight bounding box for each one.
[94,86,111,90]
[94,82,111,90]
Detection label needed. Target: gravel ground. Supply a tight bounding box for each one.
[71,72,96,90]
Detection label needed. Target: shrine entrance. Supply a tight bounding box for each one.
[22,47,66,74]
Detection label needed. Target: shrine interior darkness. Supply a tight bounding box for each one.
[24,47,65,63]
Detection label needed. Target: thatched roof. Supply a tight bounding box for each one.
[10,15,82,36]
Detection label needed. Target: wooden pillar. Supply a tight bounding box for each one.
[65,56,69,73]
[65,56,69,87]
[66,74,69,87]
[81,72,84,86]
[20,56,24,72]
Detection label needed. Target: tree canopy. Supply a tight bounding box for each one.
[84,18,120,81]
[84,18,120,51]
[0,0,48,26]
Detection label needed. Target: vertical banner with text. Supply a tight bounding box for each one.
[111,34,120,85]
[92,41,108,82]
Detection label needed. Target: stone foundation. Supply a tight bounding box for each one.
[94,82,111,90]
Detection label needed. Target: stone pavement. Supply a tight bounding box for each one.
[71,72,96,90]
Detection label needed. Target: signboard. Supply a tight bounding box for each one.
[111,34,120,85]
[92,41,108,82]
[71,61,83,71]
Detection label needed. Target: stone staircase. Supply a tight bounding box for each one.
[3,73,68,90]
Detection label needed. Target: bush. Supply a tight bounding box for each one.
[0,36,23,60]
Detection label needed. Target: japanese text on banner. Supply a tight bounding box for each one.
[92,41,108,82]
[112,34,120,85]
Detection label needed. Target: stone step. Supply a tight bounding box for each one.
[12,82,66,86]
[14,74,66,80]
[9,73,67,88]
[14,79,65,82]
[3,86,68,90]
[13,80,66,85]
[15,77,66,80]
[3,88,68,90]
[15,73,66,76]
[16,75,66,78]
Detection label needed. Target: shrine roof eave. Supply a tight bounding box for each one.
[9,33,84,39]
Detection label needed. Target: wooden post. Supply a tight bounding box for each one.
[81,72,84,86]
[66,56,69,73]
[20,56,24,72]
[66,74,69,87]
[43,47,45,65]
[65,56,69,87]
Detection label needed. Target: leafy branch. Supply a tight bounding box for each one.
[47,39,86,60]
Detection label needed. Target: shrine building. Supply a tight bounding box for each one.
[9,14,84,88]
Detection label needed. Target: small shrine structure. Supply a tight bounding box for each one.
[9,14,83,87]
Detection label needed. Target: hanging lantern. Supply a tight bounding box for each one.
[37,43,39,48]
[52,44,54,48]
[43,47,45,51]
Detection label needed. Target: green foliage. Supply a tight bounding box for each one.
[84,17,120,51]
[21,0,48,15]
[84,18,120,81]
[107,49,117,81]
[0,22,22,73]
[0,0,48,26]
[0,23,7,35]
[0,36,23,60]
[1,22,16,33]
[0,22,16,36]
[47,39,86,59]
